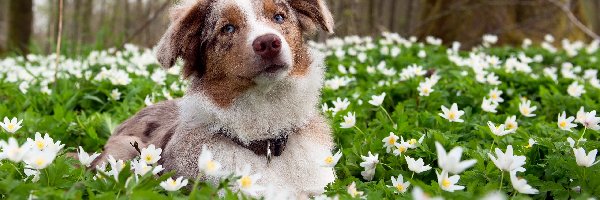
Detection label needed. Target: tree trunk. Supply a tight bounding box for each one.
[7,0,33,55]
[415,0,589,48]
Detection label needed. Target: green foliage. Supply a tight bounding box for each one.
[1,35,600,199]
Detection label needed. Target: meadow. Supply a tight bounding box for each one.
[0,33,599,199]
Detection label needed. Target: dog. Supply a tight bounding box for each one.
[93,0,336,197]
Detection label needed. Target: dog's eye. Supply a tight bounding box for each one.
[222,24,236,34]
[273,14,285,24]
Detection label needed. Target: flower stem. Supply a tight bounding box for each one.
[490,139,496,152]
[411,172,415,180]
[10,163,24,177]
[354,126,366,136]
[379,106,396,129]
[499,171,504,191]
[576,127,587,147]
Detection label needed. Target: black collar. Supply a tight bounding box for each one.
[216,127,300,163]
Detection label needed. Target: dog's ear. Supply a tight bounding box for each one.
[156,1,210,78]
[289,0,334,35]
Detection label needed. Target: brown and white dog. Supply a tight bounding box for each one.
[93,0,336,197]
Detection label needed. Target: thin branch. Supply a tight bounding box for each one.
[548,0,600,40]
[53,0,64,88]
[119,0,172,48]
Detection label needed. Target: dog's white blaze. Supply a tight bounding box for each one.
[233,0,294,70]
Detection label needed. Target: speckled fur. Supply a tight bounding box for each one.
[95,0,335,197]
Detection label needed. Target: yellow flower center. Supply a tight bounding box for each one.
[559,121,567,128]
[492,94,498,99]
[507,123,515,130]
[423,88,430,93]
[35,158,45,167]
[240,176,252,189]
[169,180,177,186]
[522,108,530,114]
[388,137,396,145]
[442,178,451,188]
[398,145,407,153]
[206,160,216,171]
[324,156,334,164]
[145,155,153,162]
[35,141,45,150]
[409,139,417,145]
[7,124,15,131]
[396,184,404,191]
[525,144,532,148]
[448,113,456,120]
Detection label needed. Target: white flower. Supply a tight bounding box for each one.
[77,146,100,167]
[481,97,498,113]
[382,132,399,153]
[393,142,409,156]
[24,168,40,182]
[107,155,125,180]
[236,165,264,197]
[160,177,189,192]
[390,174,411,193]
[481,191,507,200]
[140,144,162,164]
[519,99,537,117]
[412,186,444,200]
[436,170,464,192]
[483,34,498,45]
[567,82,585,98]
[131,159,159,176]
[567,137,576,148]
[321,103,331,113]
[435,142,476,174]
[510,171,539,194]
[573,147,598,167]
[405,156,432,174]
[488,88,504,103]
[110,89,121,100]
[557,111,577,132]
[487,121,511,136]
[144,95,154,106]
[340,112,356,129]
[418,50,427,58]
[405,135,425,149]
[504,116,518,133]
[360,151,379,181]
[525,138,536,148]
[488,145,526,172]
[580,110,600,130]
[321,150,342,167]
[438,103,465,123]
[23,150,58,170]
[26,132,64,154]
[486,73,501,85]
[331,98,351,115]
[368,92,386,106]
[347,182,364,198]
[0,137,30,162]
[0,117,23,133]
[198,145,222,177]
[418,81,434,96]
[575,107,587,124]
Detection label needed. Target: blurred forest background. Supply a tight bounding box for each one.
[1,0,600,57]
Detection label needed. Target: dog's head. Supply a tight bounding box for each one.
[156,0,334,107]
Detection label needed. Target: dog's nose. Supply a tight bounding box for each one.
[252,34,281,59]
